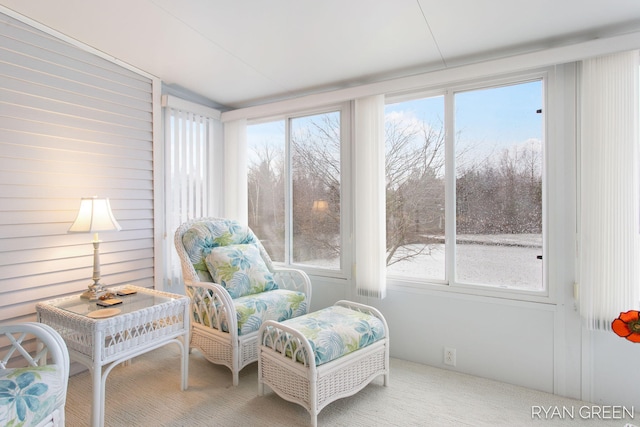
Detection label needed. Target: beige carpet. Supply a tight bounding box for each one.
[65,346,633,426]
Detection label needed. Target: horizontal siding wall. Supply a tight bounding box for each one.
[0,12,155,324]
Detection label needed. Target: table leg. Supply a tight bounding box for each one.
[91,363,102,427]
[181,331,189,390]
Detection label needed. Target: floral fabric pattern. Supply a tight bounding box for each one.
[0,366,64,427]
[182,219,268,282]
[203,289,308,336]
[205,244,277,298]
[281,305,386,366]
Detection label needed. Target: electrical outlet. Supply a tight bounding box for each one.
[444,347,456,366]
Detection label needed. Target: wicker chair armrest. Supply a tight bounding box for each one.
[0,322,70,427]
[184,280,238,340]
[273,268,312,301]
[0,322,70,376]
[260,320,316,369]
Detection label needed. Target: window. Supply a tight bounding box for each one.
[386,79,544,292]
[247,108,345,272]
[454,82,543,290]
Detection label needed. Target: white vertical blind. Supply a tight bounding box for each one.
[162,96,222,290]
[579,50,640,330]
[224,119,248,225]
[353,95,387,299]
[0,11,156,324]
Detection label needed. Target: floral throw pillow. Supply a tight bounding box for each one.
[182,219,261,282]
[205,244,278,299]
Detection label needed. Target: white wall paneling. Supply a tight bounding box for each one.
[0,11,156,324]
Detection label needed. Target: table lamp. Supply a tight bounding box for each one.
[68,197,121,300]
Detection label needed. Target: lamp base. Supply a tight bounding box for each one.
[80,283,106,301]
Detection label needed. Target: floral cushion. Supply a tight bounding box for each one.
[0,365,65,427]
[205,244,277,299]
[281,305,386,366]
[198,289,308,336]
[182,219,274,282]
[234,290,308,336]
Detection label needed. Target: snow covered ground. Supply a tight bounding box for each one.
[387,234,543,290]
[303,234,544,291]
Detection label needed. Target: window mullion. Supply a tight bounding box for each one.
[284,117,293,264]
[444,89,456,286]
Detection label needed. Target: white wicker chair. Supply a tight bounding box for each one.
[174,217,312,385]
[0,322,70,427]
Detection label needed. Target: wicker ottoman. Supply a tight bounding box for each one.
[258,300,389,427]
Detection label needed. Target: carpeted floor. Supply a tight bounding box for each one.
[65,345,634,426]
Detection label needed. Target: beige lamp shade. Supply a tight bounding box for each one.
[68,197,121,300]
[68,197,121,233]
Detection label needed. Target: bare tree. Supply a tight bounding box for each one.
[385,117,446,266]
[291,113,341,261]
[456,142,542,235]
[248,143,285,260]
[248,113,541,268]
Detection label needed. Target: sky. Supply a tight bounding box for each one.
[455,80,543,150]
[385,79,543,159]
[248,79,544,167]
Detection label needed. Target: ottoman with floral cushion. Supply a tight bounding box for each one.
[258,300,389,427]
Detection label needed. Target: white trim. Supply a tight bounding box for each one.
[581,327,593,402]
[387,278,558,311]
[152,78,165,291]
[553,307,566,396]
[162,95,222,120]
[387,279,554,305]
[444,88,455,285]
[221,31,640,122]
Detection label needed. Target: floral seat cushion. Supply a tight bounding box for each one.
[281,305,386,366]
[198,289,308,336]
[0,365,65,427]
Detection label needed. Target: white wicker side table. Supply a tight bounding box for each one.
[36,285,190,427]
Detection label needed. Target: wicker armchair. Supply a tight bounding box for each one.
[174,217,311,385]
[0,322,69,427]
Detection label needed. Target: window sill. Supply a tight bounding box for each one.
[386,276,556,306]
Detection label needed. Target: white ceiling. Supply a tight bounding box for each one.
[2,0,640,109]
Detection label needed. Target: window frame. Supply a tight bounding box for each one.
[247,102,352,280]
[385,69,557,304]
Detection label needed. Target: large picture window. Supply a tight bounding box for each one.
[386,79,544,292]
[248,109,344,271]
